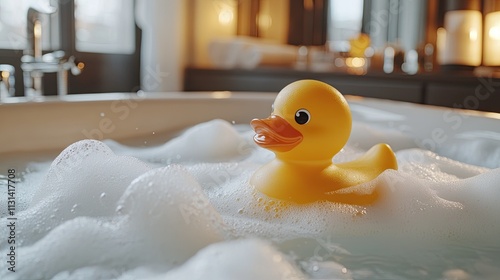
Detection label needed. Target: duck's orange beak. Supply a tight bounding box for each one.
[251,115,303,152]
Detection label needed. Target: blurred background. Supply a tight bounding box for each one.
[1,0,500,112]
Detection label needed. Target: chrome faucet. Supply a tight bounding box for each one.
[0,64,15,100]
[21,5,83,97]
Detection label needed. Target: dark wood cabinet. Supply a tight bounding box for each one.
[184,67,500,113]
[425,82,500,113]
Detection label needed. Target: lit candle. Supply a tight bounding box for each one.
[439,0,482,67]
[483,11,500,66]
[441,10,482,66]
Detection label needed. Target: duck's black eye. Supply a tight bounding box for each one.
[295,109,310,125]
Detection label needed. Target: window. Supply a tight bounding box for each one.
[75,0,135,54]
[0,0,59,51]
[327,0,364,52]
[0,0,139,95]
[0,0,135,54]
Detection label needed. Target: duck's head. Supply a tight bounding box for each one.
[251,80,352,163]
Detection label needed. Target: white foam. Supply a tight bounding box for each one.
[2,154,225,279]
[160,239,305,280]
[1,119,499,279]
[436,132,500,168]
[5,140,151,248]
[105,119,252,164]
[116,165,226,263]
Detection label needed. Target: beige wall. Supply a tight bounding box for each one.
[258,0,289,44]
[188,0,239,67]
[187,0,290,67]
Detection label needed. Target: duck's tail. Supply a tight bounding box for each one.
[322,143,396,206]
[336,143,398,183]
[366,143,398,171]
[342,143,397,169]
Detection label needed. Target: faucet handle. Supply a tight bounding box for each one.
[42,50,65,63]
[65,56,84,76]
[21,55,35,63]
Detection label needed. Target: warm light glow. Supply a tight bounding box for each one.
[214,0,236,25]
[484,11,500,66]
[257,14,272,30]
[441,10,482,66]
[1,71,9,79]
[34,20,42,38]
[345,57,367,75]
[469,29,478,41]
[34,20,42,58]
[436,27,446,65]
[346,57,365,68]
[489,26,500,40]
[218,8,234,25]
[211,91,232,99]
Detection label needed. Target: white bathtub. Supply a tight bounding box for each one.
[1,91,500,279]
[0,92,276,155]
[1,91,499,167]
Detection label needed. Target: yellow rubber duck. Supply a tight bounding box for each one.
[250,80,398,205]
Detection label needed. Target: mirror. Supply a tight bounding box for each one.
[327,0,364,52]
[326,0,428,53]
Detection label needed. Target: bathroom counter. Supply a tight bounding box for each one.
[184,67,500,113]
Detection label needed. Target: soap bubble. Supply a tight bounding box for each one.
[1,119,500,279]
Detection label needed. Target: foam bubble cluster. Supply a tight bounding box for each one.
[106,119,252,164]
[1,119,499,279]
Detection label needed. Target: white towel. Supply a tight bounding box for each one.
[208,37,298,69]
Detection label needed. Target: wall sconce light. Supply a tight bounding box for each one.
[212,0,237,25]
[257,13,272,31]
[219,7,234,25]
[483,0,500,66]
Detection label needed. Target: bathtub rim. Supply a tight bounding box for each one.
[1,91,499,157]
[0,91,278,155]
